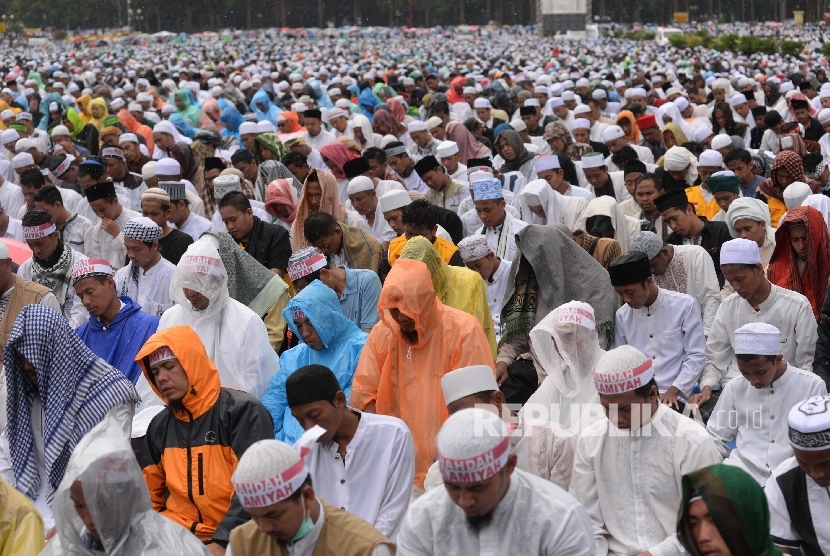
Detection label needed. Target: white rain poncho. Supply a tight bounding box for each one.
[519,179,588,231]
[41,411,210,556]
[520,301,603,436]
[158,237,279,398]
[576,195,640,252]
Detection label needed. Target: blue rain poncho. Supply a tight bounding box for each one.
[261,280,368,443]
[251,89,282,125]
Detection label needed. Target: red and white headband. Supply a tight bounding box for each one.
[71,258,114,285]
[594,359,654,395]
[23,221,56,240]
[287,253,327,282]
[551,304,595,329]
[439,435,511,483]
[148,346,177,366]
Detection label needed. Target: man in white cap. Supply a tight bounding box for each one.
[114,217,175,318]
[706,322,826,486]
[630,230,720,336]
[473,98,505,131]
[238,121,258,151]
[378,189,454,246]
[472,175,528,262]
[457,235,511,342]
[571,345,721,556]
[228,435,394,555]
[398,407,593,555]
[602,125,655,166]
[414,155,468,214]
[283,364,414,541]
[692,239,818,411]
[407,120,439,163]
[766,394,830,553]
[327,108,351,139]
[534,154,594,201]
[724,197,776,269]
[347,176,396,248]
[686,149,723,221]
[580,152,627,200]
[436,140,468,186]
[384,142,428,194]
[608,252,706,410]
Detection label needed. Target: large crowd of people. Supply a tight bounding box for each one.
[0,23,829,555]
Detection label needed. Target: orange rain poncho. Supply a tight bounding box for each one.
[117,109,155,156]
[350,259,495,488]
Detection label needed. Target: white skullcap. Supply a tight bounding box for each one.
[673,97,690,111]
[0,240,10,260]
[408,121,427,133]
[128,103,143,112]
[733,322,780,356]
[50,125,71,138]
[256,121,276,133]
[630,87,647,98]
[291,103,306,113]
[211,86,224,98]
[711,135,733,150]
[379,135,398,149]
[630,231,665,260]
[437,408,509,483]
[593,345,654,394]
[12,152,34,169]
[141,161,157,180]
[436,141,458,158]
[14,138,37,154]
[326,108,347,121]
[509,119,527,132]
[426,116,443,130]
[473,98,491,109]
[534,154,561,173]
[720,238,761,265]
[602,125,625,142]
[573,105,591,116]
[110,98,125,111]
[694,127,714,143]
[572,118,590,130]
[523,98,541,108]
[14,113,31,123]
[462,86,477,96]
[665,87,681,97]
[379,189,411,213]
[788,395,830,452]
[784,181,813,210]
[155,158,181,176]
[576,78,590,88]
[456,235,493,264]
[549,300,596,329]
[119,133,139,144]
[562,90,576,101]
[534,85,549,95]
[239,122,257,135]
[580,152,606,169]
[780,82,795,93]
[731,93,748,106]
[160,104,176,115]
[614,80,626,88]
[0,109,14,120]
[699,149,724,167]
[591,89,607,100]
[549,98,564,109]
[819,108,830,125]
[469,170,494,184]
[441,365,499,404]
[347,176,375,195]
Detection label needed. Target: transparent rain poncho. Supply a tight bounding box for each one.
[42,411,210,555]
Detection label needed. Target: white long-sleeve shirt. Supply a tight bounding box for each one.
[571,404,722,556]
[0,180,24,218]
[176,211,212,242]
[82,206,140,270]
[766,456,830,551]
[702,284,818,389]
[398,468,594,556]
[706,364,826,485]
[614,288,706,398]
[114,259,176,318]
[652,245,721,336]
[303,412,414,541]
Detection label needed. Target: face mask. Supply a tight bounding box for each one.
[289,505,315,543]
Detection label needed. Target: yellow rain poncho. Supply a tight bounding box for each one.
[399,236,497,357]
[0,478,44,556]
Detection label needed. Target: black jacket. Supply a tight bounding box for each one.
[666,219,732,287]
[808,288,830,391]
[242,216,291,271]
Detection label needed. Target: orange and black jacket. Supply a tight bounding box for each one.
[136,325,274,546]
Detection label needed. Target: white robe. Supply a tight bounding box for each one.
[82,207,141,270]
[305,129,336,150]
[114,259,176,318]
[475,215,529,262]
[0,180,24,218]
[571,404,722,556]
[449,164,468,186]
[766,456,830,551]
[0,399,134,531]
[614,288,706,399]
[2,216,23,242]
[701,284,818,388]
[424,182,469,214]
[176,211,213,242]
[304,412,414,542]
[398,468,595,556]
[361,202,396,244]
[652,245,721,336]
[158,295,278,399]
[706,364,827,485]
[486,259,511,342]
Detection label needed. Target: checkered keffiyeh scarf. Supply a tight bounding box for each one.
[30,242,73,311]
[4,305,140,504]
